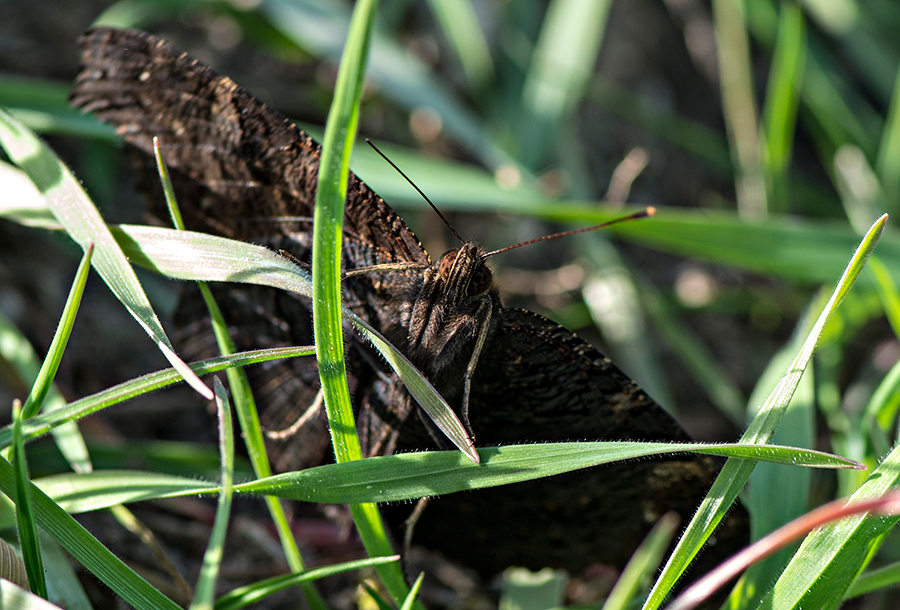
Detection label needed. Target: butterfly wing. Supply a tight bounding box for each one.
[387,307,749,575]
[70,27,428,467]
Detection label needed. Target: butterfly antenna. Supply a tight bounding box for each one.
[483,207,656,257]
[366,139,465,244]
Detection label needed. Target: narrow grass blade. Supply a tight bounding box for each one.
[400,572,425,610]
[876,62,900,205]
[154,142,319,600]
[0,346,314,451]
[602,514,679,610]
[0,308,91,474]
[761,2,805,209]
[0,107,211,400]
[12,400,47,598]
[426,0,493,91]
[0,455,182,610]
[28,442,856,513]
[642,214,887,609]
[712,0,766,217]
[21,244,91,419]
[519,0,612,169]
[310,1,419,606]
[190,379,234,610]
[234,442,860,505]
[213,556,400,610]
[845,560,900,599]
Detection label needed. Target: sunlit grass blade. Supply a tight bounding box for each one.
[213,556,400,610]
[153,139,319,602]
[739,318,814,608]
[12,400,47,598]
[29,442,856,513]
[310,1,417,606]
[755,446,900,610]
[190,379,234,610]
[21,244,90,420]
[712,0,766,217]
[0,346,314,452]
[234,442,860,505]
[0,454,182,610]
[761,1,805,210]
[0,107,211,400]
[518,0,612,169]
[643,214,886,609]
[667,492,900,610]
[602,513,679,610]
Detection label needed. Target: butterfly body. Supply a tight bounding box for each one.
[71,27,748,579]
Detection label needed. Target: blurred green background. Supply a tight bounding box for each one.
[2,0,900,608]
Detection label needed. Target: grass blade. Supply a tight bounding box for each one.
[190,379,234,610]
[12,400,46,598]
[0,107,211,400]
[642,214,887,609]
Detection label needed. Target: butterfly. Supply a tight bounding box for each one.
[70,27,748,578]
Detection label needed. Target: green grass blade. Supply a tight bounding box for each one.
[876,62,900,205]
[426,0,494,91]
[0,455,182,610]
[29,442,855,512]
[234,442,859,505]
[518,0,612,169]
[712,0,766,217]
[310,1,415,606]
[213,556,400,610]
[845,560,900,599]
[0,346,314,452]
[642,214,886,609]
[755,446,900,609]
[190,379,234,610]
[601,513,679,610]
[761,1,805,210]
[0,307,91,475]
[154,144,319,600]
[21,245,91,420]
[0,108,211,401]
[12,401,46,598]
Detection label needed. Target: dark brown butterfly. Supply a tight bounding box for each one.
[70,27,747,579]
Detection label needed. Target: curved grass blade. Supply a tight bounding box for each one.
[213,555,400,610]
[0,455,182,610]
[642,214,887,609]
[153,143,319,602]
[0,108,211,400]
[29,442,857,513]
[190,379,234,610]
[0,346,314,452]
[12,400,46,598]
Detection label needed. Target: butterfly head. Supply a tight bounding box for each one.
[437,242,494,303]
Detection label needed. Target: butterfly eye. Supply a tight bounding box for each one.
[468,264,492,296]
[439,250,458,279]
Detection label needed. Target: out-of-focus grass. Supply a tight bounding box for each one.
[2,1,900,608]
